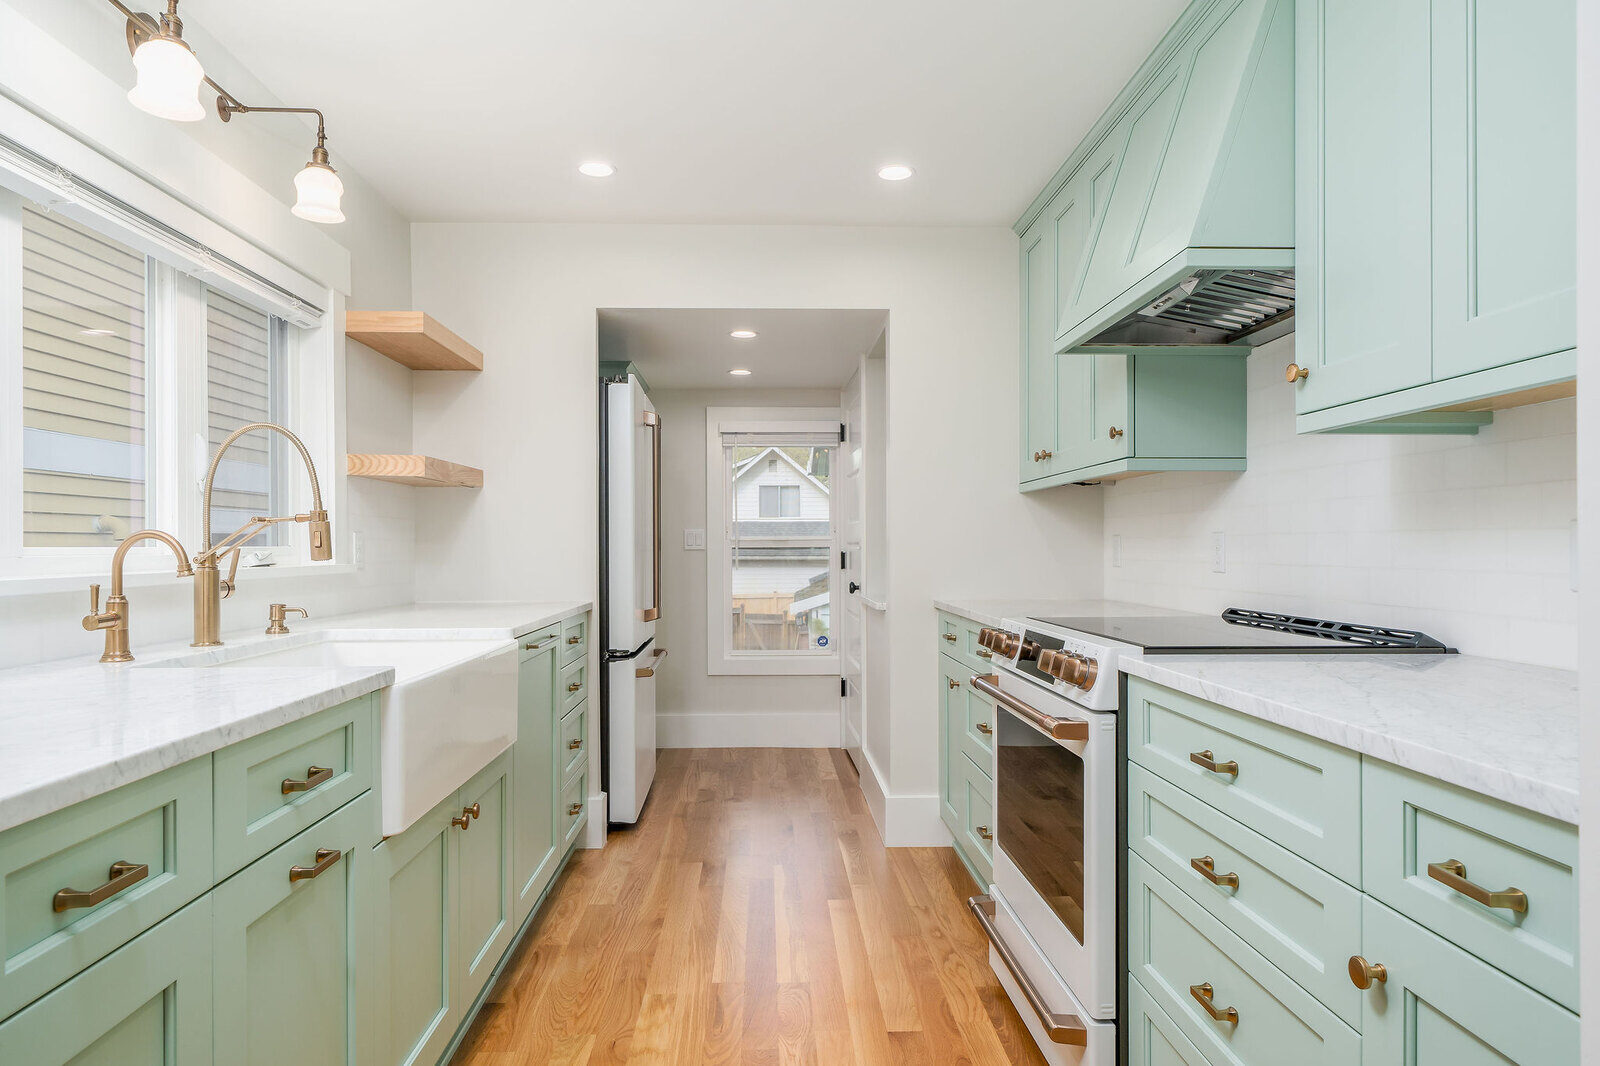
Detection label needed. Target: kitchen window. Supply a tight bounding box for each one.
[706,408,842,675]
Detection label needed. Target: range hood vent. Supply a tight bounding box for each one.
[1087,268,1296,347]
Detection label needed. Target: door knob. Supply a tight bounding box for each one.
[1286,362,1309,383]
[1348,955,1387,989]
[848,581,861,594]
[1108,426,1123,439]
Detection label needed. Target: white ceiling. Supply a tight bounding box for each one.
[598,308,887,390]
[176,0,1188,225]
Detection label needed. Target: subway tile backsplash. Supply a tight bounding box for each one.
[1102,335,1578,669]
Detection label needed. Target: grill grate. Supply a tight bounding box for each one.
[1222,607,1452,651]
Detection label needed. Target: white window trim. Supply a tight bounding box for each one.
[705,407,842,676]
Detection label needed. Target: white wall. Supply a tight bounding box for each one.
[654,387,841,747]
[0,0,416,668]
[409,223,1106,841]
[1575,0,1597,1046]
[1103,334,1578,669]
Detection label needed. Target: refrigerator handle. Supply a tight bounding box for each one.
[640,409,662,622]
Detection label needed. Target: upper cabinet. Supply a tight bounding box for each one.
[1292,0,1577,432]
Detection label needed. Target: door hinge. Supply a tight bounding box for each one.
[840,677,849,698]
[839,422,847,443]
[840,550,847,569]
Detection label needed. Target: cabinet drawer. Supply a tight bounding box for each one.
[1128,677,1361,883]
[1128,978,1211,1066]
[560,701,588,782]
[942,654,996,771]
[958,752,994,881]
[518,624,560,661]
[560,771,588,849]
[1128,763,1362,1029]
[1128,853,1359,1066]
[559,658,588,714]
[560,614,589,666]
[0,892,211,1062]
[937,612,996,675]
[213,694,378,878]
[0,756,212,1021]
[1362,760,1578,1011]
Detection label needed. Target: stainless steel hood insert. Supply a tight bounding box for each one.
[1088,268,1296,347]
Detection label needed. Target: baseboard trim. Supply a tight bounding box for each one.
[657,710,840,748]
[882,791,949,847]
[855,747,890,842]
[584,792,606,849]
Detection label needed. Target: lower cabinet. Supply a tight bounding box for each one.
[0,893,213,1064]
[456,754,514,1005]
[937,633,993,885]
[212,792,377,1066]
[512,630,559,924]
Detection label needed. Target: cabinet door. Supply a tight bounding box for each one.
[1359,897,1578,1065]
[457,752,514,1009]
[1020,214,1058,482]
[1088,353,1131,465]
[1056,139,1126,341]
[375,801,459,1066]
[1293,0,1432,414]
[0,895,211,1065]
[212,793,376,1066]
[1429,0,1575,379]
[513,638,558,923]
[937,655,965,834]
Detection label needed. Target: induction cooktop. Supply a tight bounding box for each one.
[1025,607,1455,655]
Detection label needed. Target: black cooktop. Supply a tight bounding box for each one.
[1027,608,1455,655]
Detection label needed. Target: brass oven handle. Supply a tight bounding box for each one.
[639,409,661,623]
[943,632,958,643]
[1191,855,1240,889]
[523,637,556,651]
[282,765,334,794]
[569,738,583,750]
[1189,983,1239,1024]
[967,896,1088,1045]
[976,825,992,840]
[1427,859,1528,913]
[1190,749,1239,777]
[1348,955,1388,989]
[975,722,993,735]
[970,674,1088,742]
[568,802,584,816]
[53,860,148,912]
[288,847,341,883]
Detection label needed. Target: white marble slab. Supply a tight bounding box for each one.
[932,598,1185,631]
[308,600,593,640]
[1120,654,1579,824]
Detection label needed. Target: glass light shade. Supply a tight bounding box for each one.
[291,163,345,224]
[127,38,206,122]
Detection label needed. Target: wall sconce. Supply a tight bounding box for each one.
[107,0,345,224]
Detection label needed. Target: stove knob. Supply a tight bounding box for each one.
[1077,657,1100,689]
[1037,648,1078,684]
[977,628,1000,652]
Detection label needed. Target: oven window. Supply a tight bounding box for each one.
[997,708,1086,944]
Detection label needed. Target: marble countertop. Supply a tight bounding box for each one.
[0,600,592,834]
[933,598,1188,631]
[1120,654,1579,824]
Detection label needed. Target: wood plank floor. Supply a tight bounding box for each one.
[450,747,1049,1066]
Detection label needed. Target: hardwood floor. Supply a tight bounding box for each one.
[449,747,1049,1066]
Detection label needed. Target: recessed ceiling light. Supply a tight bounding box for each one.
[729,329,758,339]
[79,328,117,337]
[578,161,616,178]
[877,164,915,181]
[728,368,752,376]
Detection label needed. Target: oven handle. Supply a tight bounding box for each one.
[970,674,1089,742]
[967,895,1090,1046]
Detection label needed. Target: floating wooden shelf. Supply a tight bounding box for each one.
[345,311,483,371]
[347,454,483,488]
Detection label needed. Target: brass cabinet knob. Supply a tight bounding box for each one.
[943,632,958,643]
[568,802,584,816]
[1286,362,1310,383]
[567,681,582,693]
[1108,426,1123,439]
[948,677,959,690]
[1032,450,1041,462]
[567,635,582,645]
[452,814,472,830]
[1348,955,1387,989]
[975,825,992,841]
[464,803,481,821]
[568,738,583,750]
[1039,449,1053,461]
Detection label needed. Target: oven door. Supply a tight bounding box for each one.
[989,676,1117,1020]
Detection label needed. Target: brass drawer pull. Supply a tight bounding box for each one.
[943,633,958,643]
[523,638,555,651]
[1190,749,1239,777]
[1189,983,1238,1024]
[975,722,993,735]
[567,681,583,693]
[568,802,583,816]
[976,648,993,660]
[452,813,473,830]
[1348,955,1387,989]
[1191,855,1239,889]
[1427,859,1528,913]
[567,634,582,645]
[281,765,333,795]
[288,847,341,883]
[975,825,993,841]
[1037,449,1053,461]
[568,738,583,750]
[948,677,960,690]
[53,860,149,912]
[464,803,481,821]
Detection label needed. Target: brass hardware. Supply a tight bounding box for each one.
[948,678,960,690]
[568,802,584,816]
[967,896,1089,1045]
[976,648,993,659]
[976,825,992,840]
[1038,450,1053,461]
[452,813,472,830]
[523,637,556,651]
[288,847,341,883]
[1037,648,1096,689]
[1189,983,1239,1024]
[282,766,333,794]
[1032,450,1041,461]
[1286,362,1309,383]
[636,647,667,678]
[53,860,149,912]
[1348,955,1387,989]
[567,635,582,645]
[464,803,481,820]
[639,408,662,622]
[266,603,308,635]
[975,722,993,735]
[1190,749,1239,777]
[1191,855,1240,889]
[567,681,583,692]
[943,632,958,643]
[193,422,329,647]
[1108,426,1124,439]
[970,674,1089,741]
[568,738,583,750]
[1426,859,1528,913]
[83,530,193,663]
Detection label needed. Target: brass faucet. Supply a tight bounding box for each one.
[192,422,331,647]
[83,530,194,663]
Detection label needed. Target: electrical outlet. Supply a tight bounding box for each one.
[1112,535,1123,568]
[684,528,706,551]
[1210,531,1226,574]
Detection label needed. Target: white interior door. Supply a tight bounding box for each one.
[840,367,865,768]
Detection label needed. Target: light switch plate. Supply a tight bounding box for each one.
[684,528,706,551]
[1210,531,1226,574]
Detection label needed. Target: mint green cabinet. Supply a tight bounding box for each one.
[456,752,513,1008]
[1020,211,1059,481]
[937,655,964,836]
[0,895,212,1064]
[1358,897,1577,1065]
[512,630,558,924]
[375,797,459,1066]
[936,634,992,886]
[212,792,377,1066]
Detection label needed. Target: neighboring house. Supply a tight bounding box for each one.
[727,446,831,650]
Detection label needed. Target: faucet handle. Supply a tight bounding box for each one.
[82,583,119,632]
[88,583,101,614]
[219,548,241,600]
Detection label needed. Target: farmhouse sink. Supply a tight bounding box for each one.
[165,635,518,835]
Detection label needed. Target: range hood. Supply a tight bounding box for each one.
[1042,0,1295,354]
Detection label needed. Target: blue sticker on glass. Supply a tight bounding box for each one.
[816,635,829,647]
